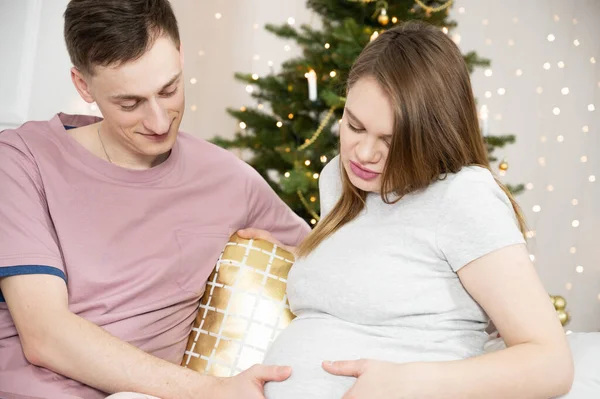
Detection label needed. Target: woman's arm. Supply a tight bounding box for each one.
[324,243,574,399]
[423,243,573,398]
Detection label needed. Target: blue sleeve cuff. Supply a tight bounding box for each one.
[0,265,67,302]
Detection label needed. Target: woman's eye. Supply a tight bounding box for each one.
[347,122,364,133]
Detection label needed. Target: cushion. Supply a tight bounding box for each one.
[181,234,295,377]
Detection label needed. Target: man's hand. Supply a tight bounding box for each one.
[237,228,297,257]
[213,364,292,398]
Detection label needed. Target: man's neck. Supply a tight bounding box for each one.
[67,123,169,170]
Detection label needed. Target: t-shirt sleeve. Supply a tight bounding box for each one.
[242,163,310,247]
[318,156,343,219]
[435,168,526,273]
[0,136,66,300]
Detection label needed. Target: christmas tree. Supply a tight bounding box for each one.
[213,0,524,226]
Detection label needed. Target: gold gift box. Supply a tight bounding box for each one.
[181,234,296,377]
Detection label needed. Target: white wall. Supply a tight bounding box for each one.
[0,0,598,332]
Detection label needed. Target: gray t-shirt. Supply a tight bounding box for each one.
[263,157,525,399]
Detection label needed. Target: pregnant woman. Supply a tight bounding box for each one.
[242,21,573,399]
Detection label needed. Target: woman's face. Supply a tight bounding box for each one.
[340,77,395,193]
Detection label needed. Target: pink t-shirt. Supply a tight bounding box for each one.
[0,113,310,399]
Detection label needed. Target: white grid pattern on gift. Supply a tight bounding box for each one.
[182,239,295,376]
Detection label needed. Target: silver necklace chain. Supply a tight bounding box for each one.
[97,126,113,164]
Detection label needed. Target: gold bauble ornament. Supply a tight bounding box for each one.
[554,295,566,310]
[378,12,389,25]
[499,159,509,171]
[557,309,570,326]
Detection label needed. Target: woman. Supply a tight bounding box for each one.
[241,21,573,399]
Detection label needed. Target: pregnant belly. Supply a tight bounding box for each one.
[262,315,485,399]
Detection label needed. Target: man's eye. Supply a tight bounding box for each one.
[161,88,178,97]
[121,102,139,111]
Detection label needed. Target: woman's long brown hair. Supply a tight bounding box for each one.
[297,21,526,257]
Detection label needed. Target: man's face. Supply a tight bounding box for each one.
[86,36,185,159]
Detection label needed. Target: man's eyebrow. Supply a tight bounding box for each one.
[110,72,182,101]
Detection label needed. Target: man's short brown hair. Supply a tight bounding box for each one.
[64,0,181,75]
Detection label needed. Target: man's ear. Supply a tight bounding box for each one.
[71,67,94,104]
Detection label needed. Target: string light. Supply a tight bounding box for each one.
[529,254,536,262]
[442,27,449,34]
[313,173,320,179]
[512,17,519,24]
[305,160,311,166]
[252,74,259,80]
[538,157,546,166]
[543,62,551,70]
[516,69,523,76]
[558,61,565,68]
[580,156,588,163]
[553,107,561,116]
[497,88,506,95]
[320,155,328,163]
[241,106,247,111]
[536,87,544,94]
[190,78,197,84]
[557,135,564,142]
[253,54,260,61]
[284,45,291,52]
[485,91,492,98]
[485,38,492,45]
[257,104,264,110]
[267,61,274,67]
[198,50,205,56]
[284,172,290,178]
[508,39,515,46]
[215,13,222,19]
[546,185,554,192]
[288,113,294,119]
[591,57,597,64]
[287,17,295,25]
[540,136,547,143]
[553,15,560,22]
[484,69,493,77]
[246,85,253,93]
[570,247,577,253]
[533,205,541,212]
[239,122,247,129]
[324,43,330,49]
[482,19,489,26]
[392,16,398,23]
[330,71,337,77]
[276,121,283,128]
[575,265,584,273]
[526,183,534,190]
[588,104,596,111]
[547,34,556,42]
[572,220,580,228]
[571,199,578,206]
[253,23,259,29]
[582,126,589,133]
[458,7,465,13]
[573,39,580,46]
[589,175,596,182]
[311,219,317,225]
[190,105,197,111]
[566,283,573,290]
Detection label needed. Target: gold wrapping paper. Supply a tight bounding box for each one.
[181,234,296,377]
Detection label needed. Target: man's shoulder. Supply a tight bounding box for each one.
[0,115,64,151]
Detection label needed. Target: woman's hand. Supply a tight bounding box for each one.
[322,359,425,399]
[237,228,297,257]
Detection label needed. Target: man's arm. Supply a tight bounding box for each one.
[1,274,215,398]
[2,274,291,399]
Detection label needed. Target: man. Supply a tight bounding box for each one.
[0,1,309,398]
